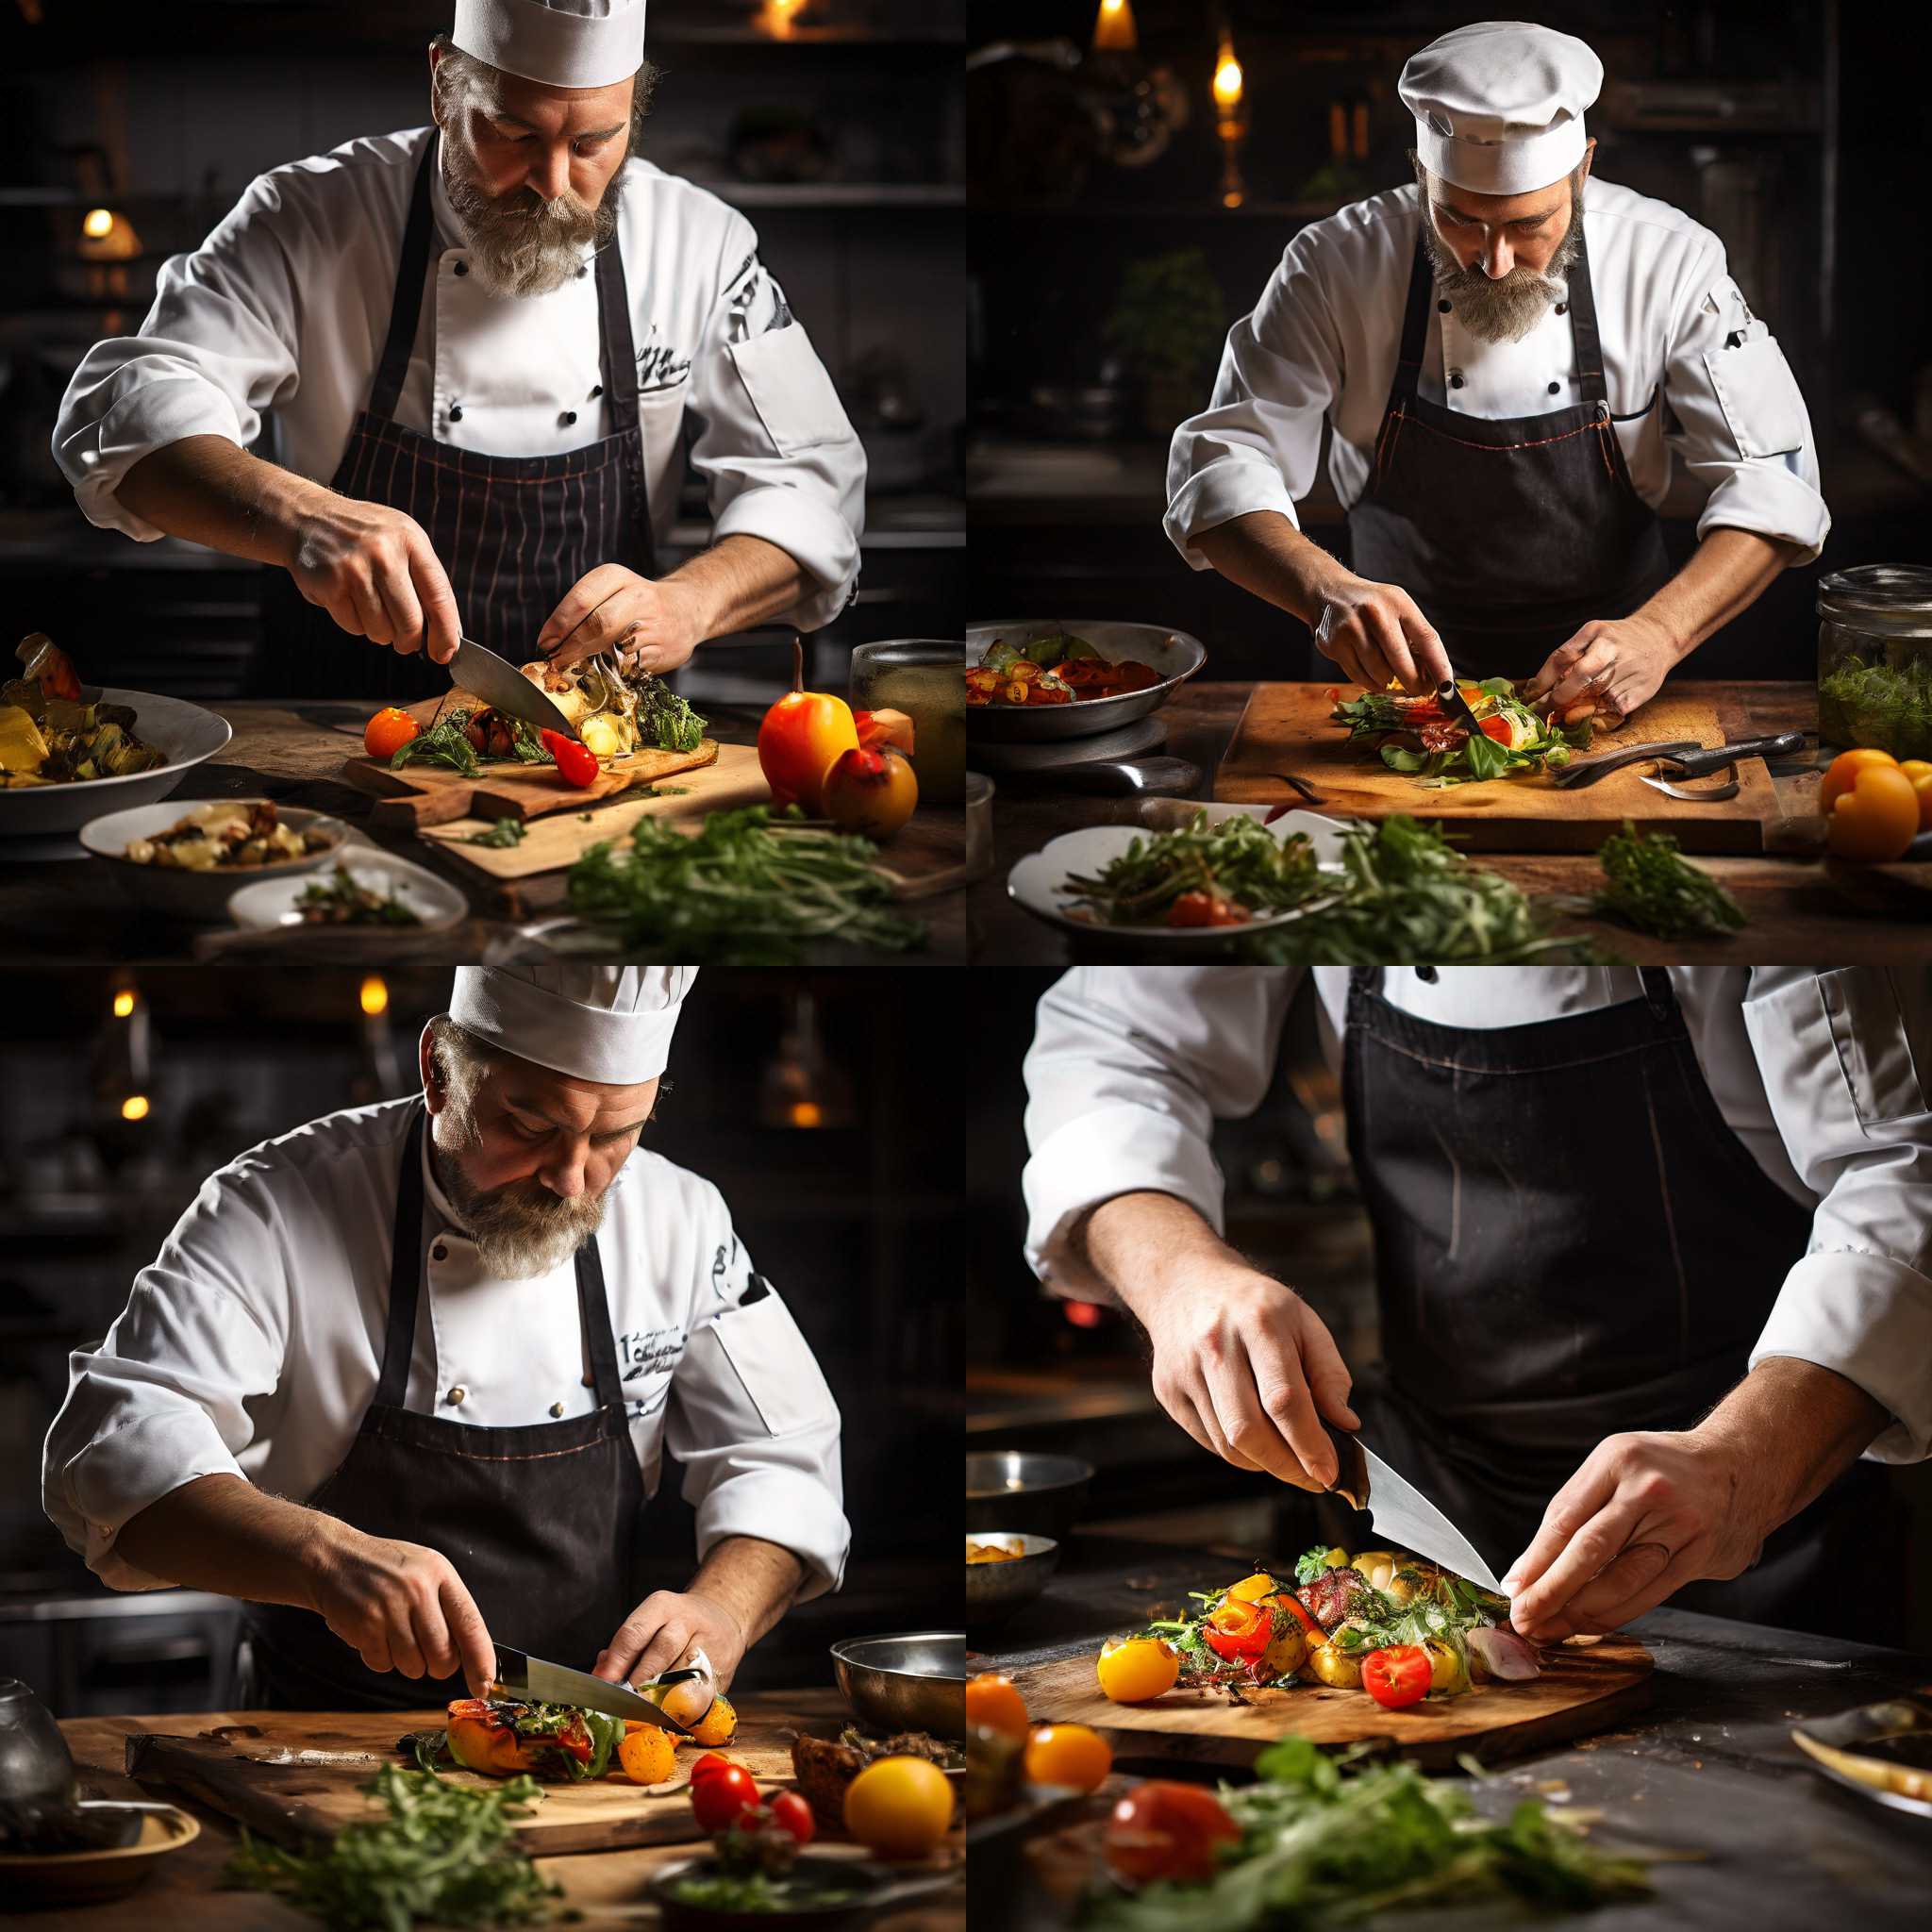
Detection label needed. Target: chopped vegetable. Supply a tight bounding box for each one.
[1591,822,1746,938]
[391,711,484,778]
[295,866,424,927]
[1061,811,1327,928]
[1332,675,1588,786]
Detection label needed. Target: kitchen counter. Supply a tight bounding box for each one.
[975,1533,1932,1931]
[0,699,966,963]
[969,680,1932,964]
[41,1689,963,1931]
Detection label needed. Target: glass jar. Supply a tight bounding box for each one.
[849,640,965,805]
[1816,563,1932,758]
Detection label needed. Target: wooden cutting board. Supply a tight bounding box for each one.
[1008,1635,1653,1772]
[125,1691,834,1856]
[1214,683,1780,853]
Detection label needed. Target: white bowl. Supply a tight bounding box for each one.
[79,800,352,924]
[1008,805,1353,945]
[0,689,232,839]
[226,848,466,935]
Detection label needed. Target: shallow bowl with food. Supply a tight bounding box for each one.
[965,622,1206,744]
[227,848,466,934]
[80,801,351,923]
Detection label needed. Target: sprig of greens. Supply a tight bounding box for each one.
[1590,822,1746,939]
[463,818,528,849]
[1061,811,1327,925]
[391,710,484,778]
[221,1764,567,1930]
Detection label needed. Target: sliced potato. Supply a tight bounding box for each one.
[1307,1640,1362,1690]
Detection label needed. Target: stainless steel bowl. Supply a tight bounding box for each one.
[966,1532,1059,1627]
[965,1451,1093,1539]
[830,1632,966,1739]
[966,621,1207,743]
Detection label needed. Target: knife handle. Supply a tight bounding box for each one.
[1317,1422,1370,1513]
[1552,740,1704,789]
[1664,730,1806,778]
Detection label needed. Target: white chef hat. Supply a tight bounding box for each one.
[449,964,695,1084]
[1399,21,1603,196]
[452,0,648,91]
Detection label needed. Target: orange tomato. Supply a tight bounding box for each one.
[616,1724,676,1784]
[1897,759,1932,832]
[964,1672,1029,1741]
[757,689,858,814]
[1819,746,1898,814]
[821,745,919,840]
[686,1694,737,1747]
[1023,1723,1112,1793]
[1095,1636,1179,1705]
[1825,761,1922,862]
[362,706,420,760]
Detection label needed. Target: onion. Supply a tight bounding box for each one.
[1466,1625,1541,1682]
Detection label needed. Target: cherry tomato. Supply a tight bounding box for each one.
[689,1751,745,1784]
[1105,1780,1240,1887]
[362,706,420,760]
[541,727,601,787]
[1819,746,1898,814]
[964,1672,1028,1742]
[1166,891,1249,928]
[1096,1636,1179,1705]
[1023,1723,1112,1793]
[1202,1598,1271,1662]
[689,1761,760,1833]
[1361,1643,1432,1709]
[768,1790,815,1845]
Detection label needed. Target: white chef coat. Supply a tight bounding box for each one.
[1024,967,1932,1466]
[42,1096,849,1597]
[52,126,866,630]
[1166,177,1827,575]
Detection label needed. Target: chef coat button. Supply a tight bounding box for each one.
[591,384,603,397]
[1449,374,1464,390]
[454,259,468,276]
[431,1241,447,1261]
[1548,382,1561,395]
[447,1386,466,1406]
[562,409,578,425]
[449,404,464,423]
[1556,301,1568,314]
[549,1402,566,1418]
[1437,298,1450,312]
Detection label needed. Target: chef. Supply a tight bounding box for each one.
[1024,968,1932,1644]
[1165,21,1825,725]
[52,0,865,699]
[42,965,848,1710]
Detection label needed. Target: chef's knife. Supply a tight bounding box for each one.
[1552,731,1802,790]
[449,636,581,742]
[1435,677,1489,740]
[1319,1425,1506,1593]
[489,1644,713,1737]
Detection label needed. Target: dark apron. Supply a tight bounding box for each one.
[253,133,657,699]
[1346,216,1674,679]
[237,1102,650,1708]
[1338,968,1899,1640]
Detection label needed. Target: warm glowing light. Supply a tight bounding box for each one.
[1092,0,1138,52]
[121,1094,149,1122]
[753,0,806,40]
[112,991,135,1018]
[82,207,113,240]
[789,1100,824,1129]
[359,974,389,1017]
[1213,51,1244,110]
[1065,1301,1105,1328]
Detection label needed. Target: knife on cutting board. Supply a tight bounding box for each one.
[449,636,582,742]
[490,1643,715,1736]
[1319,1424,1506,1593]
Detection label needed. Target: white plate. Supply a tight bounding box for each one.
[0,689,232,838]
[1008,806,1354,944]
[227,848,467,935]
[79,800,351,924]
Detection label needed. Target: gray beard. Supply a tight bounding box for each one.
[429,1132,607,1278]
[1419,182,1586,346]
[441,142,622,299]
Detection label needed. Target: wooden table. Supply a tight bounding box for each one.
[970,681,1932,963]
[45,1690,963,1931]
[0,700,966,963]
[976,1533,1932,1930]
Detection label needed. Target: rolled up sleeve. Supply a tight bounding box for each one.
[1023,966,1301,1299]
[667,1228,848,1599]
[1164,231,1342,568]
[1660,236,1830,566]
[689,236,866,631]
[1740,967,1932,1461]
[42,1170,290,1589]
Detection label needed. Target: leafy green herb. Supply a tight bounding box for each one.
[564,805,925,964]
[391,709,482,779]
[669,1871,861,1912]
[1331,679,1588,787]
[222,1763,567,1929]
[1818,652,1932,761]
[463,818,528,849]
[1293,1548,1332,1587]
[635,675,706,754]
[1061,811,1328,926]
[1591,822,1746,939]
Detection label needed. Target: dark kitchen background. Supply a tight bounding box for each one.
[0,965,962,1718]
[0,0,964,711]
[966,969,1932,1652]
[967,1,1931,678]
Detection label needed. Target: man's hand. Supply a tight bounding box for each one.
[593,1587,748,1692]
[538,565,705,675]
[1520,613,1680,730]
[287,496,462,664]
[1309,575,1454,696]
[308,1523,495,1693]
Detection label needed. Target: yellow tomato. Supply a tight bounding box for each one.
[1223,1573,1279,1604]
[1096,1636,1180,1704]
[842,1756,956,1860]
[1819,746,1898,814]
[1826,761,1922,862]
[1023,1724,1113,1793]
[687,1694,737,1747]
[616,1724,676,1784]
[1898,759,1932,832]
[965,1672,1029,1741]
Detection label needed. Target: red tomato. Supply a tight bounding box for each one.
[768,1790,815,1845]
[1166,891,1249,929]
[690,1752,742,1784]
[1362,1644,1432,1710]
[1105,1781,1241,1887]
[1478,716,1512,743]
[689,1761,760,1832]
[1202,1598,1271,1662]
[540,728,600,787]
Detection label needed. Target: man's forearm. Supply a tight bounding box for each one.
[665,535,810,644]
[1192,510,1354,629]
[1695,1356,1889,1528]
[687,1535,805,1654]
[111,1472,328,1611]
[1078,1191,1240,1318]
[115,435,328,570]
[1633,526,1804,658]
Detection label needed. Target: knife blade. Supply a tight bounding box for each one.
[1317,1424,1505,1592]
[450,636,581,742]
[489,1644,711,1737]
[1434,677,1489,740]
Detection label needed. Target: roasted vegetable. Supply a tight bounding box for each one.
[443,1698,622,1783]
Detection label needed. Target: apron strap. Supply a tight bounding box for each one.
[1563,219,1608,408]
[1638,966,1677,1023]
[1391,219,1436,406]
[575,1232,627,1409]
[591,222,658,575]
[374,1102,430,1409]
[367,136,441,425]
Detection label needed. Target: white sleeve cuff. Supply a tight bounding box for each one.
[55,372,247,541]
[1163,453,1299,571]
[1749,1247,1932,1462]
[1023,1101,1227,1303]
[1691,467,1831,569]
[691,1468,851,1601]
[711,478,863,632]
